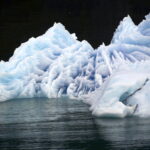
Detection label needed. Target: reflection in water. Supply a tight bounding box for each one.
[0,97,149,150]
[95,118,150,150]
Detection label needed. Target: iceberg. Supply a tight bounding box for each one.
[0,13,150,118]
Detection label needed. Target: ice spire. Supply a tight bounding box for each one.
[111,15,136,44]
[138,13,150,36]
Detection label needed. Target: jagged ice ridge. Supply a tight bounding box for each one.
[0,13,150,118]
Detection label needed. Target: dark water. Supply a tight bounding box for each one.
[0,98,150,150]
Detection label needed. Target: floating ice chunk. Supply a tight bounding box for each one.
[0,14,150,118]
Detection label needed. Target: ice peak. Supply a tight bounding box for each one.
[46,22,65,31]
[42,22,78,48]
[138,13,150,36]
[52,22,66,32]
[44,22,77,39]
[111,15,136,43]
[145,13,150,20]
[45,22,70,37]
[119,15,135,28]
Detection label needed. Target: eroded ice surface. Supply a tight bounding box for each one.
[0,13,150,117]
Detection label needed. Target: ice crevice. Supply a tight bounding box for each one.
[121,78,149,106]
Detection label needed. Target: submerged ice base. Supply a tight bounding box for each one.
[0,13,150,118]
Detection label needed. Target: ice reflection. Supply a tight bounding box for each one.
[95,117,150,149]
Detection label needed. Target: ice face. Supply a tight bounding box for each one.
[0,13,150,118]
[87,61,150,117]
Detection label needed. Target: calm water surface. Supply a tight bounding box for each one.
[0,97,150,150]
